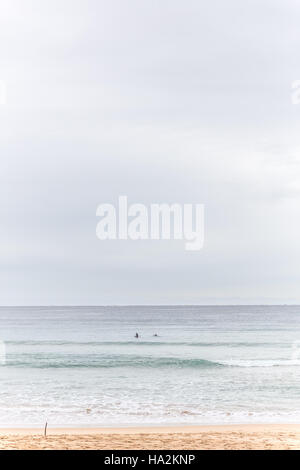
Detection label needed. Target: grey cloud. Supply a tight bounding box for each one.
[0,0,300,304]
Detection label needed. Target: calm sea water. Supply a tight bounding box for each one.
[0,305,300,427]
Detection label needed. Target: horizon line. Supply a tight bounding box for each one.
[0,304,299,308]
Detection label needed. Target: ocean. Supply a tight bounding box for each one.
[0,305,299,427]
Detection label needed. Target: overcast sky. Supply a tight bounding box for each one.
[0,0,300,305]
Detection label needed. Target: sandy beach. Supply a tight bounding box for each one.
[0,424,299,450]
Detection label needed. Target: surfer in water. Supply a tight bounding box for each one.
[135,332,139,339]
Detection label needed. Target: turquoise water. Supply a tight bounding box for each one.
[0,305,300,427]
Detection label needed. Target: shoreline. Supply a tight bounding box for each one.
[0,424,299,449]
[0,423,300,435]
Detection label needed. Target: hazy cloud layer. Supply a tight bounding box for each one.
[0,0,300,304]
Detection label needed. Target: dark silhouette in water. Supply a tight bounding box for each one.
[135,333,139,339]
